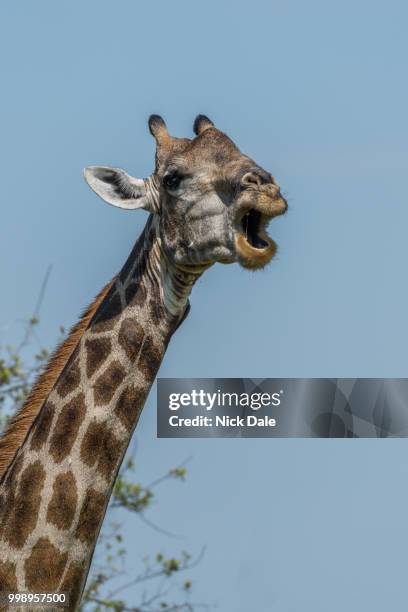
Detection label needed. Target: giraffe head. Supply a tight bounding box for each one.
[84,115,287,270]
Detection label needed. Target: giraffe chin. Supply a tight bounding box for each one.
[235,233,277,270]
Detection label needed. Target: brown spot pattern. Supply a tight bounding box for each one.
[3,453,24,488]
[93,361,126,405]
[138,336,163,380]
[25,537,68,591]
[76,488,106,544]
[95,427,122,481]
[85,337,112,378]
[119,231,147,283]
[125,281,137,304]
[118,318,144,361]
[79,421,102,468]
[56,353,80,398]
[126,280,147,307]
[0,560,17,591]
[115,384,145,432]
[49,393,86,463]
[80,421,122,481]
[60,561,84,609]
[149,283,163,325]
[149,298,162,325]
[30,401,55,451]
[0,278,113,484]
[92,292,122,332]
[1,461,45,549]
[46,471,77,530]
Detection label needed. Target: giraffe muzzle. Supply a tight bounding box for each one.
[233,192,287,270]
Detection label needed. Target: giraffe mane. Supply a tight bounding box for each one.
[0,277,116,483]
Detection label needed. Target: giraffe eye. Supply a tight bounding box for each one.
[163,172,182,190]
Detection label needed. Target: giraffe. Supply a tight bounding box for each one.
[0,114,287,610]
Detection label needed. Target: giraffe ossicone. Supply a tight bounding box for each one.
[0,114,287,610]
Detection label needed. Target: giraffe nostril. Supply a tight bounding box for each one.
[241,169,273,188]
[241,173,261,187]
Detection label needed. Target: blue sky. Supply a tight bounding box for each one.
[1,1,408,610]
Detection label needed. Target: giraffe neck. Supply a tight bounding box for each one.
[0,215,203,608]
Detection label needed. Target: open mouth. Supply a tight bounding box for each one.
[240,209,269,250]
[234,204,283,270]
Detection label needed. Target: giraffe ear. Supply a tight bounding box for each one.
[83,166,154,211]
